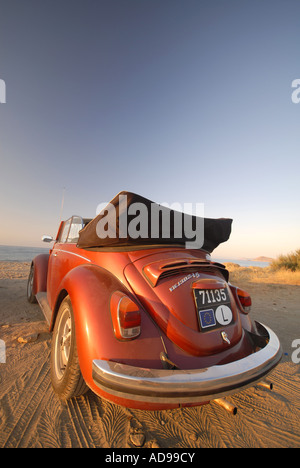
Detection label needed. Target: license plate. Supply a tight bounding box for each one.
[193,288,233,332]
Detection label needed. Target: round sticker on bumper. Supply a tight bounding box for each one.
[215,305,233,326]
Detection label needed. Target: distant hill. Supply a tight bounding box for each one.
[253,256,273,262]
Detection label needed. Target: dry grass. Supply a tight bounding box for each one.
[224,263,300,286]
[270,249,300,272]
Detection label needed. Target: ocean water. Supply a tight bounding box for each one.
[0,245,271,267]
[212,258,270,268]
[0,245,49,262]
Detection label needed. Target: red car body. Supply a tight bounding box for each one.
[28,192,282,411]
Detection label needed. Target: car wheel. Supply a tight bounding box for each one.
[27,263,37,303]
[50,296,88,399]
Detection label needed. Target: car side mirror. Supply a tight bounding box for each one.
[42,235,54,243]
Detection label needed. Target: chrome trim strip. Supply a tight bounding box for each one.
[57,249,92,263]
[92,323,282,403]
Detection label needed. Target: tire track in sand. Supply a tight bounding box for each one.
[1,351,51,447]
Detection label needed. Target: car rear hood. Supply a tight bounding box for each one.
[124,250,243,357]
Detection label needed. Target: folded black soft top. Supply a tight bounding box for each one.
[77,191,232,253]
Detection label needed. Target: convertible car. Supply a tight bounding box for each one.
[27,192,282,412]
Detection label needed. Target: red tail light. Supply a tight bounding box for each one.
[237,288,252,313]
[110,292,141,340]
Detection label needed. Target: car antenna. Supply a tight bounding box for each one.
[59,187,66,223]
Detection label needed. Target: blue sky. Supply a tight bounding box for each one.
[0,0,299,258]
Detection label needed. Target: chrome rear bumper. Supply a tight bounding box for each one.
[92,322,282,404]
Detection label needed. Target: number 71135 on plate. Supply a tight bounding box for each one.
[193,288,233,331]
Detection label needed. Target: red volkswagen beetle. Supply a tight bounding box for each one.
[27,192,282,412]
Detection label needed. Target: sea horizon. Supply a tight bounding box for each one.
[212,257,271,268]
[0,244,271,267]
[0,244,49,262]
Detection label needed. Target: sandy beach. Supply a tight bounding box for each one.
[0,261,299,448]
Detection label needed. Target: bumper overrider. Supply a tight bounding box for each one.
[92,322,282,404]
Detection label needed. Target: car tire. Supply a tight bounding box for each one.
[27,263,37,303]
[50,296,88,399]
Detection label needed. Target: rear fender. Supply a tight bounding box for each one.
[32,254,49,295]
[54,264,164,390]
